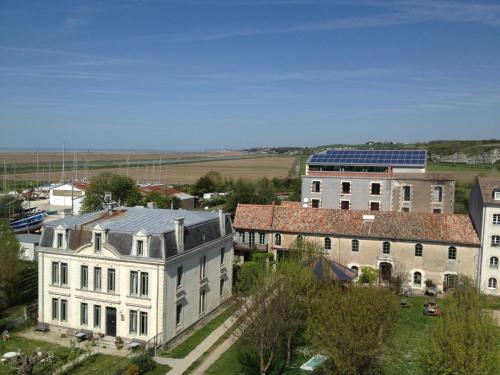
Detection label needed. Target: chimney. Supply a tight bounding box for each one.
[175,217,185,252]
[218,209,226,237]
[147,202,158,209]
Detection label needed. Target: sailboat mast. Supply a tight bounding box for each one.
[36,151,39,188]
[3,160,6,194]
[61,143,65,183]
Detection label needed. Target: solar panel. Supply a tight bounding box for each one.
[308,150,427,167]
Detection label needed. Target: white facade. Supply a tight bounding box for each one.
[37,208,234,345]
[469,177,500,295]
[17,234,41,261]
[49,183,85,214]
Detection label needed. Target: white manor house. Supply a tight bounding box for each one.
[37,206,234,345]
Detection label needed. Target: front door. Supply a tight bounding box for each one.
[106,307,117,337]
[379,262,392,283]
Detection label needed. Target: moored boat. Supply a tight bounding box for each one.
[9,212,47,234]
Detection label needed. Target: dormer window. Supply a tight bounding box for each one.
[95,233,102,252]
[132,231,149,257]
[53,226,67,249]
[494,190,500,200]
[57,233,63,248]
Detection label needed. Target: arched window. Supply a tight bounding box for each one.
[274,233,282,246]
[448,246,457,260]
[490,257,499,269]
[382,241,391,254]
[415,244,423,257]
[413,272,422,286]
[488,278,497,289]
[352,240,359,252]
[324,237,332,250]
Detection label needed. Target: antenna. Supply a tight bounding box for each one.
[3,160,6,194]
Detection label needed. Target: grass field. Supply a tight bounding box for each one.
[427,162,499,184]
[66,353,171,375]
[164,307,233,359]
[3,155,296,186]
[205,296,433,375]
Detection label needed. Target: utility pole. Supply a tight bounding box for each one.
[36,151,39,188]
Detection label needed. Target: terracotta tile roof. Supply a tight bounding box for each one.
[138,184,181,196]
[280,201,303,208]
[477,176,500,205]
[234,204,480,246]
[73,182,89,191]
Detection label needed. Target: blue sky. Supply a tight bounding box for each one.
[1,0,500,151]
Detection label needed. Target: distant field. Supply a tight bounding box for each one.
[427,162,499,184]
[4,155,296,185]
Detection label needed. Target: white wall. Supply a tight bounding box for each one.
[479,205,500,295]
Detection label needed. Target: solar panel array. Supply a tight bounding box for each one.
[308,150,427,167]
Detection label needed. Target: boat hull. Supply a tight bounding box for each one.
[10,213,47,234]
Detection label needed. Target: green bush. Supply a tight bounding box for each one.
[130,354,156,373]
[359,266,379,285]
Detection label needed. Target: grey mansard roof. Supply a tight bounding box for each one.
[40,207,233,260]
[44,207,219,235]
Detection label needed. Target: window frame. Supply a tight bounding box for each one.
[129,310,138,334]
[341,181,352,195]
[382,241,391,254]
[80,265,88,289]
[94,267,102,291]
[324,237,332,250]
[448,246,457,261]
[130,271,139,295]
[432,186,443,203]
[199,289,207,315]
[139,312,148,335]
[490,256,499,269]
[311,180,321,193]
[352,239,359,252]
[94,233,102,252]
[274,233,282,246]
[370,182,381,196]
[176,304,183,327]
[415,244,423,257]
[413,271,422,286]
[199,255,207,280]
[493,214,500,225]
[52,298,59,320]
[488,278,497,289]
[140,272,149,296]
[258,232,266,245]
[402,186,411,202]
[52,262,59,284]
[492,235,500,247]
[176,266,183,289]
[60,299,68,322]
[248,232,255,247]
[94,305,101,328]
[340,200,350,210]
[60,263,68,286]
[80,303,88,325]
[108,268,116,292]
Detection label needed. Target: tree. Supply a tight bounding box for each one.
[0,195,23,219]
[81,173,142,212]
[276,256,317,367]
[418,276,500,374]
[307,286,399,375]
[0,219,20,311]
[192,175,217,196]
[235,262,287,375]
[142,191,180,209]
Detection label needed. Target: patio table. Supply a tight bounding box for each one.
[2,352,18,360]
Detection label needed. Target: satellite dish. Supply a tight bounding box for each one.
[303,197,309,203]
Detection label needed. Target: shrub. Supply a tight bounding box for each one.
[425,279,436,288]
[124,364,140,375]
[359,266,379,285]
[130,354,156,373]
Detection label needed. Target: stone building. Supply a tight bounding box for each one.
[301,149,455,213]
[234,204,480,292]
[37,206,233,345]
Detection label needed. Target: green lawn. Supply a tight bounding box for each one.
[65,353,171,375]
[0,336,74,375]
[206,296,435,375]
[164,307,233,359]
[385,296,431,375]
